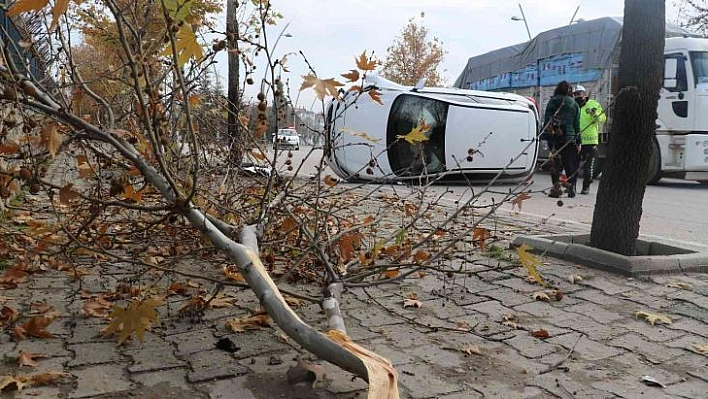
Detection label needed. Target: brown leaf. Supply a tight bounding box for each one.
[0,375,25,392]
[0,268,29,286]
[18,352,46,367]
[531,291,551,302]
[20,317,55,339]
[341,69,360,82]
[692,343,708,355]
[59,183,79,204]
[40,122,62,157]
[167,282,191,296]
[511,192,532,211]
[0,306,19,325]
[413,249,430,264]
[223,266,246,282]
[80,298,112,318]
[26,371,72,386]
[355,50,378,71]
[531,329,550,339]
[454,320,472,331]
[381,269,399,279]
[472,227,490,250]
[369,89,384,105]
[324,175,339,187]
[207,293,237,308]
[122,184,143,203]
[225,313,271,333]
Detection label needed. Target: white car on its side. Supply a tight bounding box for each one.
[273,128,300,150]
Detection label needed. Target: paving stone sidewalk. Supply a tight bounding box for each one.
[2,190,707,398]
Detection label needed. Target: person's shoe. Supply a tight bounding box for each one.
[548,184,563,198]
[580,187,590,195]
[567,185,576,198]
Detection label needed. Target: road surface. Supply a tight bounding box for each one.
[272,146,708,248]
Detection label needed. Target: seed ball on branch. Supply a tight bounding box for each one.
[246,78,254,85]
[29,182,41,194]
[18,167,32,182]
[257,92,266,101]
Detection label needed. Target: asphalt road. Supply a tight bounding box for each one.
[274,145,708,248]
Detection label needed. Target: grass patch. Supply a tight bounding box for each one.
[484,244,516,262]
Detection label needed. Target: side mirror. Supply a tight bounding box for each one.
[664,58,678,89]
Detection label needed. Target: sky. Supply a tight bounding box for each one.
[212,0,683,110]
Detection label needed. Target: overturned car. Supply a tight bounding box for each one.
[324,76,539,183]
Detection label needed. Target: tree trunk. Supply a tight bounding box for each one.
[226,0,242,164]
[589,0,665,255]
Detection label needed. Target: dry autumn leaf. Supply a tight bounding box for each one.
[355,50,378,71]
[511,192,532,211]
[207,292,237,308]
[15,317,55,340]
[531,291,551,302]
[299,75,344,100]
[340,127,382,143]
[1,306,19,325]
[0,268,29,286]
[225,313,271,333]
[324,175,339,187]
[40,122,62,157]
[692,343,708,355]
[381,269,399,279]
[635,310,672,326]
[402,298,423,309]
[531,329,550,339]
[460,343,482,356]
[568,274,584,284]
[341,69,360,82]
[102,298,162,344]
[0,375,25,392]
[516,244,546,287]
[58,183,79,204]
[18,352,46,368]
[666,282,692,290]
[80,298,112,318]
[413,249,430,264]
[369,89,384,105]
[160,24,204,66]
[472,227,490,250]
[223,266,246,282]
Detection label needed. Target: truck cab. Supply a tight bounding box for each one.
[655,37,708,183]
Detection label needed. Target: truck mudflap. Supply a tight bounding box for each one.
[683,134,708,173]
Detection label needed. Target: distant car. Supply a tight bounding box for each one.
[273,128,300,150]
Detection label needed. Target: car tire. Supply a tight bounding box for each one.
[647,139,662,185]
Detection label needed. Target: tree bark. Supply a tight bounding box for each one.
[589,0,665,255]
[226,0,242,165]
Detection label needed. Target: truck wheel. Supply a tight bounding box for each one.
[647,139,662,185]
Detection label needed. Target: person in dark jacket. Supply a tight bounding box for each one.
[543,80,581,198]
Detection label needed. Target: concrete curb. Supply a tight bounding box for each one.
[512,233,708,276]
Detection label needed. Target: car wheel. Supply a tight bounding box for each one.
[646,139,662,185]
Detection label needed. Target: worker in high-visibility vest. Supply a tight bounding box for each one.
[574,85,607,195]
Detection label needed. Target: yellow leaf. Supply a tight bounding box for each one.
[516,244,546,287]
[207,293,237,308]
[341,69,360,82]
[161,24,203,66]
[395,119,431,144]
[511,192,532,211]
[50,0,71,31]
[6,0,50,17]
[40,123,62,157]
[355,50,378,71]
[102,298,162,344]
[635,310,672,326]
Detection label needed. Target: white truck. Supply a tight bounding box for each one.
[324,75,539,183]
[454,17,708,184]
